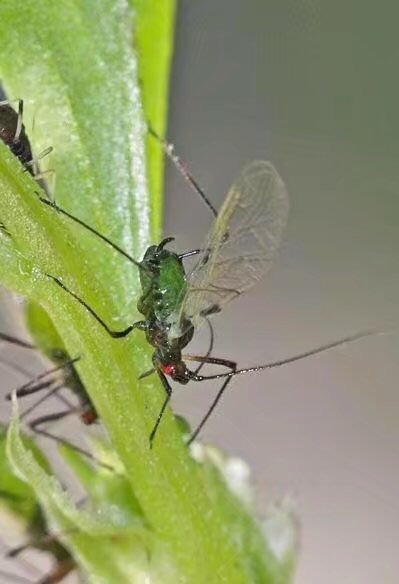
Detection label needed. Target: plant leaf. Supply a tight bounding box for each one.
[7,400,180,584]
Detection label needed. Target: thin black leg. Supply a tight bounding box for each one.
[30,411,115,471]
[38,196,142,268]
[188,376,234,445]
[6,356,80,400]
[46,274,145,339]
[185,355,237,443]
[0,332,35,350]
[37,558,75,584]
[150,353,237,447]
[20,383,64,420]
[193,318,214,375]
[138,368,155,380]
[149,370,173,448]
[11,379,56,399]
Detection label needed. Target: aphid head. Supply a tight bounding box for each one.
[142,236,176,266]
[161,361,190,384]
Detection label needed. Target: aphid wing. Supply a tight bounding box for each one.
[173,161,289,337]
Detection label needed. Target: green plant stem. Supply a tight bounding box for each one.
[0,1,289,582]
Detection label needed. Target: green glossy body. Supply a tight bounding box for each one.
[137,241,194,381]
[138,244,187,324]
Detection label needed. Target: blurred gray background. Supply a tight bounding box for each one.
[167,1,399,583]
[1,1,399,582]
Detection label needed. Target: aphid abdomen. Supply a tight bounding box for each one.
[138,248,187,324]
[154,252,186,322]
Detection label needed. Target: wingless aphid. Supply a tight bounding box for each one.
[37,131,375,445]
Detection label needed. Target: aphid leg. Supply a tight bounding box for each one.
[149,371,173,448]
[6,356,80,400]
[6,541,34,558]
[29,410,115,471]
[38,195,143,268]
[148,319,215,446]
[193,318,214,375]
[36,558,75,584]
[46,274,145,339]
[24,146,54,179]
[138,368,155,380]
[0,331,35,349]
[2,552,75,584]
[147,124,217,218]
[34,170,56,202]
[36,145,54,161]
[19,383,65,421]
[190,377,234,445]
[184,355,237,443]
[25,164,55,202]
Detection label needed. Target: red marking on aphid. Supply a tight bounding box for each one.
[162,364,175,376]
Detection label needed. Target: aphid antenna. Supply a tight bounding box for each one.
[184,328,387,443]
[29,415,117,472]
[147,124,218,218]
[190,329,386,382]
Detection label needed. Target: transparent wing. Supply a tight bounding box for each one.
[169,161,289,338]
